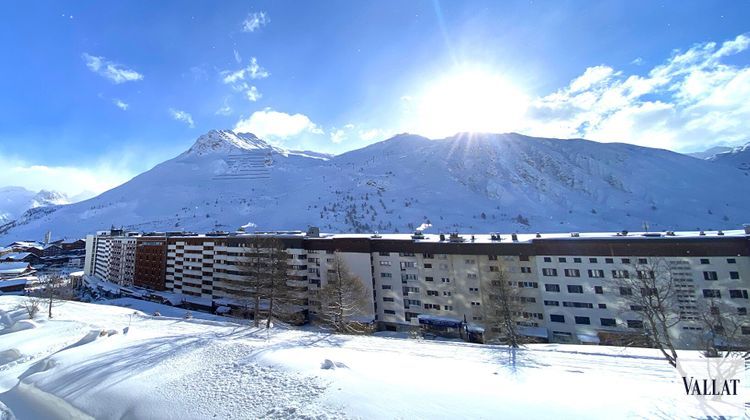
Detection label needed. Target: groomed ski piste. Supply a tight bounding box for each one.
[0,296,741,419]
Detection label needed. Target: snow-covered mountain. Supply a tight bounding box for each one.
[2,129,749,241]
[686,145,733,160]
[705,142,750,172]
[0,187,69,224]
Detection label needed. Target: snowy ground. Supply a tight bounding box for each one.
[0,296,743,419]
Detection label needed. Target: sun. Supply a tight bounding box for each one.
[410,68,530,138]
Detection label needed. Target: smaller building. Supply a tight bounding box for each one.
[0,262,35,279]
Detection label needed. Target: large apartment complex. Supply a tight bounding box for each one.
[84,227,750,349]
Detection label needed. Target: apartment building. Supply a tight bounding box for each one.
[85,227,750,349]
[84,229,138,286]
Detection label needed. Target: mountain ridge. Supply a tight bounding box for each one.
[1,130,748,241]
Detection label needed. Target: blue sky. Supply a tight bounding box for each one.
[0,1,749,197]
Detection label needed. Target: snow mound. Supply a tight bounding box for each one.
[0,400,16,420]
[4,320,38,334]
[320,359,349,370]
[0,349,22,367]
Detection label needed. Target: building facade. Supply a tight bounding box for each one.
[84,228,750,349]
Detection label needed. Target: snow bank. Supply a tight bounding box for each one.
[0,296,738,419]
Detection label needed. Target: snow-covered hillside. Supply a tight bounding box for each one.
[0,187,68,225]
[2,129,749,241]
[0,296,727,419]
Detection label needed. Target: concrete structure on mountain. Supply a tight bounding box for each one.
[84,227,750,349]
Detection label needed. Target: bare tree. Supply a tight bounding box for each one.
[610,257,680,367]
[697,297,750,359]
[317,254,369,334]
[22,296,42,319]
[33,273,74,318]
[481,269,525,347]
[225,236,268,327]
[260,238,302,328]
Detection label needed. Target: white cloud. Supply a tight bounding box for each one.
[0,154,136,197]
[221,57,269,84]
[215,98,232,116]
[242,12,269,33]
[330,129,346,144]
[359,128,384,142]
[234,108,322,140]
[81,53,143,84]
[233,49,242,64]
[221,58,268,102]
[523,33,750,151]
[231,83,261,102]
[169,108,195,128]
[113,99,129,111]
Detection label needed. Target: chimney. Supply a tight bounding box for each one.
[307,226,320,238]
[511,233,518,242]
[744,224,750,235]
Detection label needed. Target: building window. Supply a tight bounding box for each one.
[738,307,748,315]
[424,303,440,310]
[637,270,655,280]
[520,267,532,273]
[550,314,565,323]
[427,290,438,296]
[575,316,591,325]
[543,257,552,263]
[545,284,560,292]
[703,271,718,281]
[444,305,453,311]
[702,289,721,298]
[621,258,631,264]
[627,320,644,329]
[729,289,749,299]
[573,257,582,263]
[488,255,498,260]
[519,255,530,262]
[542,268,558,277]
[594,286,603,294]
[612,270,629,279]
[465,259,476,264]
[700,258,710,264]
[379,252,390,256]
[558,257,567,263]
[567,285,584,294]
[423,263,432,269]
[425,276,434,282]
[471,301,481,306]
[600,318,616,327]
[423,253,434,259]
[443,291,452,296]
[544,300,560,306]
[382,285,392,290]
[742,326,750,335]
[379,261,392,266]
[469,287,479,292]
[441,277,450,283]
[730,271,740,280]
[605,258,614,264]
[727,258,736,264]
[383,297,395,302]
[598,303,607,309]
[384,309,396,315]
[619,287,633,296]
[589,258,598,263]
[564,269,581,277]
[380,272,392,278]
[467,273,478,279]
[588,269,605,278]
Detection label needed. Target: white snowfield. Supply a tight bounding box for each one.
[0,296,740,419]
